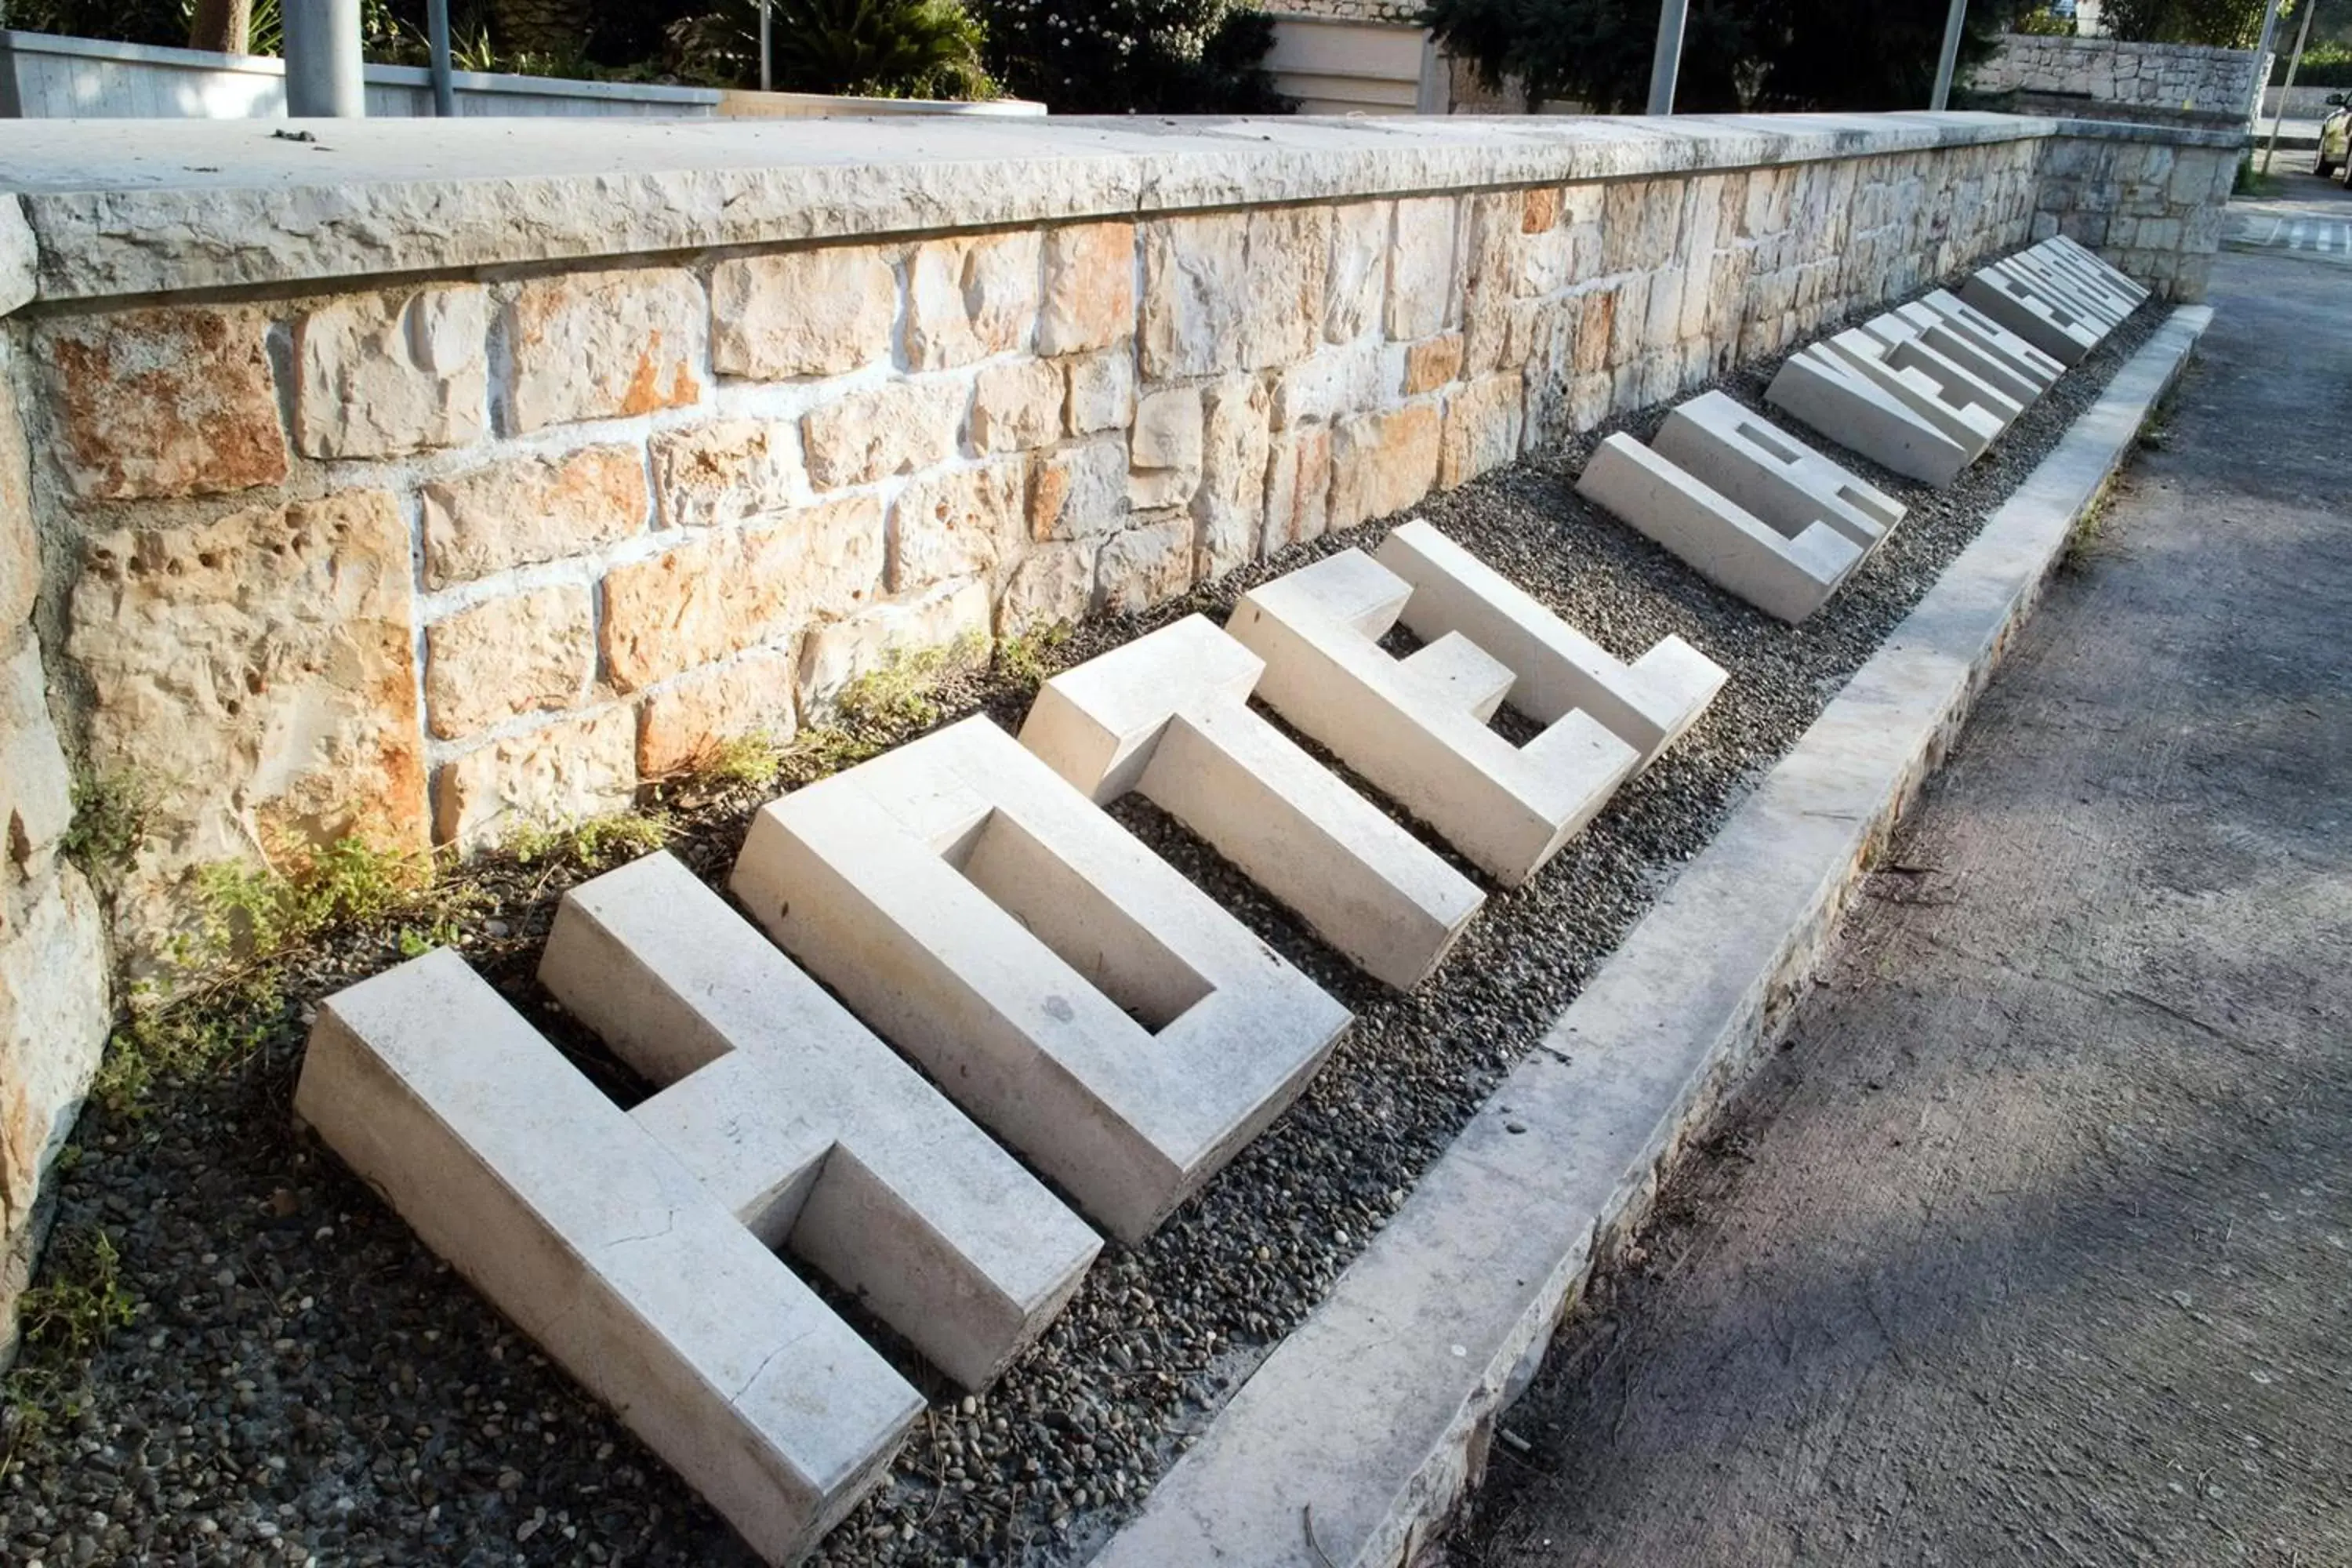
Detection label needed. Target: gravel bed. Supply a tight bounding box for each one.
[0,292,2165,1568]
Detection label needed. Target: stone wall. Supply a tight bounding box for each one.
[2032,121,2243,299]
[0,109,2232,1352]
[1975,34,2264,123]
[0,205,109,1365]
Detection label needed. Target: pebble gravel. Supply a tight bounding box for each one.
[0,293,2165,1568]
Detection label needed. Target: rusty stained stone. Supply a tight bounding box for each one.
[40,305,288,502]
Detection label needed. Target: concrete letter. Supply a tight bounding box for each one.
[1764,347,1973,485]
[1653,390,1901,553]
[1959,261,2103,365]
[1816,329,2009,456]
[730,716,1352,1244]
[295,950,922,1566]
[539,852,1101,1390]
[1578,434,1862,623]
[1020,615,1483,990]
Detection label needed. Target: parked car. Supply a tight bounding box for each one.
[2319,93,2351,181]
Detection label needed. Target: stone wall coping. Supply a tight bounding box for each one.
[0,111,2063,306]
[2047,114,2250,148]
[1993,31,2259,64]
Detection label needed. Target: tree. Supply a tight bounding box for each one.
[1422,0,2025,113]
[972,0,1292,113]
[187,0,253,54]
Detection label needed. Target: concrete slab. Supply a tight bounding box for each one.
[1765,347,1973,485]
[1879,304,2049,408]
[294,949,924,1568]
[1653,390,1901,554]
[1885,332,2027,426]
[1018,615,1484,990]
[1960,262,2103,365]
[1817,328,2008,455]
[538,852,1101,1390]
[1091,303,2214,1568]
[1225,546,1643,887]
[728,715,1352,1245]
[1577,433,1863,623]
[1373,520,1725,767]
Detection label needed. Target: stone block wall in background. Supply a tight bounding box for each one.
[1973,34,2265,125]
[2033,122,2242,300]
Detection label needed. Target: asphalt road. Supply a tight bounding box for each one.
[1444,233,2352,1566]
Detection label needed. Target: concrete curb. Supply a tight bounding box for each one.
[1091,303,2214,1568]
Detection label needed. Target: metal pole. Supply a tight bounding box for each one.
[759,0,771,93]
[283,0,363,116]
[2261,0,2318,174]
[1931,0,1969,112]
[2249,0,2288,120]
[1646,0,1688,114]
[426,0,455,117]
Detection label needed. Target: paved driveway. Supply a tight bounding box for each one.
[1444,241,2352,1565]
[2226,167,2352,267]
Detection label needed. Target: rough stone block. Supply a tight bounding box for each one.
[1022,615,1483,989]
[0,358,34,634]
[1765,348,1972,486]
[1403,334,1465,397]
[797,579,989,717]
[1029,437,1129,542]
[1328,404,1440,535]
[435,704,636,846]
[729,716,1352,1243]
[541,853,1101,1388]
[0,633,73,894]
[1375,519,1725,770]
[971,359,1066,454]
[652,420,800,531]
[889,459,1027,593]
[1227,546,1627,887]
[1142,209,1329,379]
[1325,201,1392,343]
[600,495,883,691]
[1038,223,1135,356]
[40,305,287,501]
[802,379,965,490]
[1096,515,1196,614]
[425,586,594,740]
[1653,390,1900,554]
[1130,387,1204,510]
[908,231,1042,370]
[1439,373,1523,490]
[1959,263,2101,365]
[636,649,797,780]
[1387,196,1459,343]
[996,541,1098,635]
[1577,434,1862,623]
[1262,425,1333,557]
[710,245,897,381]
[69,493,428,959]
[423,445,648,589]
[293,285,488,459]
[295,949,922,1567]
[1065,350,1136,435]
[506,267,706,432]
[1194,375,1272,580]
[0,866,108,1253]
[1272,340,1395,431]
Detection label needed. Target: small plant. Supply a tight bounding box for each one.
[90,972,286,1114]
[15,1229,136,1363]
[186,835,431,962]
[506,811,673,871]
[60,770,151,880]
[993,622,1073,695]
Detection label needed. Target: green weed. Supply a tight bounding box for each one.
[60,771,151,878]
[506,811,673,871]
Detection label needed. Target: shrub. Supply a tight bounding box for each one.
[2101,0,2270,48]
[668,0,993,96]
[973,0,1291,113]
[2011,5,2078,35]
